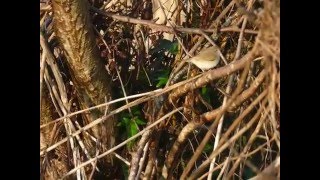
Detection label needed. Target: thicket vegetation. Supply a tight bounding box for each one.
[40,0,280,179]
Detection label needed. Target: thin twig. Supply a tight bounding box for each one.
[40,89,163,129]
[235,18,248,59]
[44,67,98,170]
[221,121,241,179]
[40,32,68,105]
[226,104,269,178]
[44,69,79,177]
[198,30,228,65]
[238,135,276,159]
[207,15,250,174]
[62,107,183,179]
[181,63,251,178]
[208,75,234,180]
[220,27,258,34]
[88,147,99,180]
[198,160,226,180]
[162,122,202,179]
[43,74,63,117]
[41,51,253,156]
[115,66,132,115]
[189,94,268,179]
[135,141,150,180]
[128,129,152,180]
[40,51,47,108]
[217,157,230,180]
[114,152,130,166]
[91,6,218,35]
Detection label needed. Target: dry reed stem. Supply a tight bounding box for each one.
[202,69,266,121]
[40,0,279,178]
[41,53,253,155]
[41,32,99,171]
[161,122,202,179]
[40,89,163,129]
[181,61,252,178]
[189,97,269,179]
[40,73,202,156]
[128,130,152,180]
[207,5,250,176]
[136,141,150,180]
[62,107,183,178]
[91,6,218,35]
[226,106,270,178]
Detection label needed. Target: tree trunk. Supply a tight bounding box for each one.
[51,0,116,174]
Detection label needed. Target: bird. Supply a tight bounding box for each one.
[185,46,220,71]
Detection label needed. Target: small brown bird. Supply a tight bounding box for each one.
[186,46,220,71]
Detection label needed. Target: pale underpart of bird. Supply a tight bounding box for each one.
[185,46,220,71]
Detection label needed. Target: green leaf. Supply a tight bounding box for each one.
[203,143,213,153]
[132,107,141,116]
[156,77,168,88]
[121,164,129,180]
[117,117,129,127]
[200,86,211,104]
[126,120,140,149]
[169,42,179,55]
[149,39,179,56]
[129,121,138,137]
[135,117,146,125]
[242,136,247,144]
[149,39,172,54]
[118,107,147,149]
[155,69,170,88]
[201,87,208,94]
[124,117,130,124]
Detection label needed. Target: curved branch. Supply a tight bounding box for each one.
[162,122,202,179]
[169,47,257,104]
[201,69,267,122]
[188,91,268,179]
[181,63,252,179]
[128,130,153,180]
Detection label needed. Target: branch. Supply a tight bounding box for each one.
[161,122,202,179]
[169,46,257,104]
[128,130,152,180]
[62,107,183,179]
[188,91,268,179]
[40,75,203,156]
[181,63,252,179]
[91,7,217,35]
[220,27,258,34]
[248,156,280,180]
[200,50,266,122]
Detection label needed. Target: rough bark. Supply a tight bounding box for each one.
[51,0,116,170]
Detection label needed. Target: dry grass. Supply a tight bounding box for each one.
[40,0,279,179]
